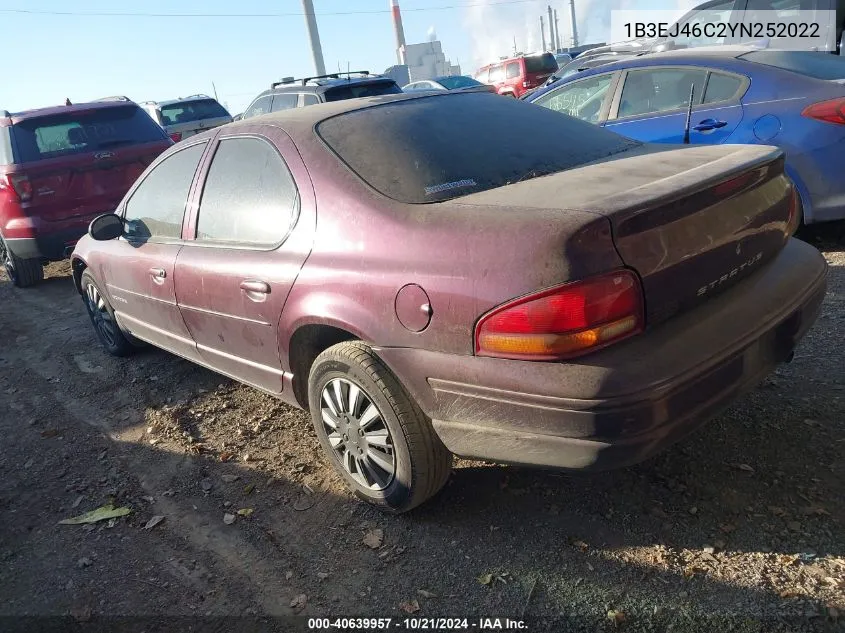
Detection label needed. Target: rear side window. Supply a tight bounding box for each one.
[617,68,708,118]
[0,128,12,165]
[703,72,744,103]
[10,105,166,163]
[123,142,206,241]
[525,53,558,74]
[159,99,230,126]
[244,95,272,119]
[271,94,298,112]
[489,65,505,83]
[740,50,845,79]
[317,92,640,204]
[506,62,521,79]
[196,137,298,246]
[302,94,320,106]
[323,82,403,102]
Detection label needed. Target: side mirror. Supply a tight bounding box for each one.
[89,213,124,241]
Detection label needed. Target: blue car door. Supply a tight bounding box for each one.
[603,66,747,144]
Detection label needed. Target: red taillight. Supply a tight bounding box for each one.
[475,270,645,361]
[801,97,845,125]
[169,132,182,142]
[0,174,32,202]
[522,80,531,88]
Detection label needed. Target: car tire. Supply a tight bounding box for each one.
[0,236,44,288]
[80,270,134,357]
[308,341,452,513]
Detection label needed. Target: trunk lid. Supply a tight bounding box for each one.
[455,143,794,327]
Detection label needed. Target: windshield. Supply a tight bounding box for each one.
[525,53,559,74]
[160,98,230,125]
[324,81,403,101]
[11,105,167,162]
[317,92,640,204]
[740,50,845,79]
[438,76,483,89]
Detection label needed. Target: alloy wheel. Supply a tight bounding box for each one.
[85,282,117,348]
[319,378,396,490]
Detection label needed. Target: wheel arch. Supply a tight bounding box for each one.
[287,322,362,409]
[71,256,88,294]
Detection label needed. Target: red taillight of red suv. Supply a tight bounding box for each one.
[475,270,645,361]
[169,132,182,143]
[0,174,32,202]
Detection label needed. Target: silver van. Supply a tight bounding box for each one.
[139,94,232,142]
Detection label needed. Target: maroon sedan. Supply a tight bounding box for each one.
[71,92,827,513]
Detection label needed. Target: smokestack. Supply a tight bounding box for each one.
[391,0,407,65]
[554,9,561,50]
[301,0,326,76]
[547,5,556,53]
[540,15,547,52]
[569,0,580,47]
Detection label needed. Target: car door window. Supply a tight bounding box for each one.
[123,142,206,241]
[533,73,614,123]
[703,72,744,103]
[506,62,520,79]
[302,93,320,106]
[195,137,298,247]
[271,94,298,112]
[616,68,707,119]
[244,95,272,119]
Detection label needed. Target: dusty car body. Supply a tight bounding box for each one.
[70,92,827,512]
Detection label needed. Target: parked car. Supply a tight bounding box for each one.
[527,52,642,98]
[0,99,172,287]
[232,113,243,121]
[526,46,845,226]
[71,92,825,512]
[474,52,559,97]
[139,95,232,143]
[403,75,495,93]
[555,53,574,66]
[241,71,402,121]
[577,0,845,64]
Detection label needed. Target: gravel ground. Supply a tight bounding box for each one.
[0,232,843,633]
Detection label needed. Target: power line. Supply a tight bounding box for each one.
[0,0,539,19]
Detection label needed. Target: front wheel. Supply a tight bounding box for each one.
[308,341,452,513]
[80,270,134,357]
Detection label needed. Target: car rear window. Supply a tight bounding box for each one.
[160,98,230,125]
[317,92,640,204]
[323,81,403,102]
[10,105,167,163]
[438,76,483,90]
[740,50,845,79]
[525,53,558,74]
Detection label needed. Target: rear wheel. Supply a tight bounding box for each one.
[0,236,44,288]
[308,341,452,513]
[80,270,134,357]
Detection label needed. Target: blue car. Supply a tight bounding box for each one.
[525,46,845,225]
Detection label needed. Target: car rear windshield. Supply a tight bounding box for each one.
[740,50,845,79]
[317,92,640,204]
[524,53,558,74]
[160,98,230,125]
[11,105,167,163]
[438,76,482,89]
[323,81,403,102]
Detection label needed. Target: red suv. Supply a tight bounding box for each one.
[0,98,172,287]
[474,52,559,98]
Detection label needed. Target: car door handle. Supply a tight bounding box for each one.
[149,267,166,279]
[693,118,728,131]
[240,279,270,294]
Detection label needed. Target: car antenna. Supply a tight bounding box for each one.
[682,84,695,144]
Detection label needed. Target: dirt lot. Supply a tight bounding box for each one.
[1,234,843,633]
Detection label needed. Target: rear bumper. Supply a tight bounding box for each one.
[376,238,827,471]
[5,226,89,260]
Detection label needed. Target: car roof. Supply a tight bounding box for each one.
[5,100,139,124]
[563,45,757,75]
[268,75,395,94]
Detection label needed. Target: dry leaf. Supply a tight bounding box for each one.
[477,573,493,585]
[572,540,589,551]
[223,513,236,525]
[607,610,626,625]
[237,508,254,517]
[417,589,437,599]
[59,504,131,525]
[399,599,420,614]
[221,474,240,483]
[144,515,165,530]
[41,429,63,438]
[219,452,233,462]
[290,594,307,610]
[363,529,384,549]
[780,589,801,599]
[735,463,755,473]
[243,484,256,495]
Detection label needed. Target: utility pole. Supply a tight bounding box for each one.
[540,15,547,52]
[547,5,556,53]
[513,36,518,56]
[569,0,580,48]
[301,0,326,76]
